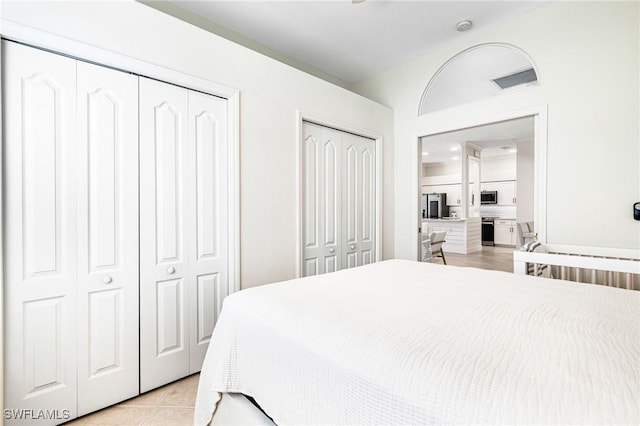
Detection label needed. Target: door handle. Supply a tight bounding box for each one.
[329,248,335,253]
[102,275,113,284]
[350,244,355,250]
[167,266,176,275]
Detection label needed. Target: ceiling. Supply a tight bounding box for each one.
[163,1,546,86]
[421,116,534,164]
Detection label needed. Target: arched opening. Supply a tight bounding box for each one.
[417,44,546,272]
[418,44,539,115]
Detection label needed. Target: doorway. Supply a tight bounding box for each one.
[418,114,543,272]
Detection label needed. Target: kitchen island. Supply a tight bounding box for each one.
[423,217,482,254]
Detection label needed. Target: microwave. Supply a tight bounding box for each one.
[480,191,498,204]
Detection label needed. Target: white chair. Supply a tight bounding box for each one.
[429,231,447,265]
[516,221,536,249]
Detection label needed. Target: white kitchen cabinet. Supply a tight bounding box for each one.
[444,184,462,206]
[482,181,517,205]
[302,122,376,276]
[424,217,482,255]
[494,219,516,246]
[424,183,461,206]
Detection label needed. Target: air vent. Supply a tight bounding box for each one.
[492,68,537,89]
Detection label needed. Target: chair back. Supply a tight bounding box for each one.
[516,221,535,249]
[429,231,447,247]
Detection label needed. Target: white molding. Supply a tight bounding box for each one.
[415,104,548,260]
[295,110,384,278]
[513,250,640,275]
[0,37,4,418]
[417,42,542,116]
[0,19,241,294]
[544,244,640,260]
[227,92,241,294]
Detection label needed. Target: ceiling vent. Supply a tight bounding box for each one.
[492,68,537,89]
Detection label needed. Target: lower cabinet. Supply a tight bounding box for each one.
[424,218,482,254]
[494,220,516,246]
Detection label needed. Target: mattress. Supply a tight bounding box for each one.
[194,259,640,425]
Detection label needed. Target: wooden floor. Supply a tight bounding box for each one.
[436,245,515,273]
[64,374,199,425]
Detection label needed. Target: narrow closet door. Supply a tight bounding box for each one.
[302,122,342,276]
[342,133,376,268]
[139,77,190,392]
[76,61,139,415]
[3,41,78,421]
[187,91,229,373]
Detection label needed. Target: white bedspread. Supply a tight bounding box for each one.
[194,259,640,425]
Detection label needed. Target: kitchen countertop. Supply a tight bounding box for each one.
[423,217,466,222]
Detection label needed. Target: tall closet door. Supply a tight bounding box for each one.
[3,41,79,422]
[76,61,139,415]
[139,77,190,392]
[187,91,229,372]
[302,122,342,276]
[341,133,376,268]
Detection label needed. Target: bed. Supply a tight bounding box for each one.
[194,259,640,425]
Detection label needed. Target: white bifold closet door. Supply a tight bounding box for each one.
[75,61,140,415]
[302,121,376,276]
[4,41,79,423]
[139,78,228,392]
[3,41,139,422]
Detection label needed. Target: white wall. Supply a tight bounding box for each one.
[422,162,461,185]
[1,1,395,289]
[480,155,516,182]
[354,1,639,257]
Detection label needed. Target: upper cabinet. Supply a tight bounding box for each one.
[424,184,462,206]
[482,180,517,205]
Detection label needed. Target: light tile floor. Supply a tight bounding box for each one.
[64,373,199,426]
[63,247,512,425]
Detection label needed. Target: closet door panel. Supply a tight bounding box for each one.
[302,122,342,276]
[3,41,78,422]
[342,133,376,268]
[322,133,341,270]
[188,91,229,372]
[140,77,190,392]
[302,123,322,276]
[76,61,139,415]
[359,138,376,265]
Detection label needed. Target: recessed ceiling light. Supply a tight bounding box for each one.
[423,152,429,156]
[452,156,459,161]
[450,146,459,151]
[509,149,517,154]
[456,20,473,32]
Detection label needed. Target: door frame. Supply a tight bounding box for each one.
[415,105,548,259]
[296,110,384,277]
